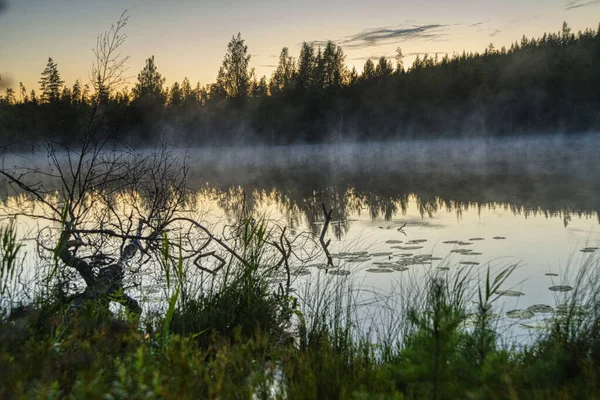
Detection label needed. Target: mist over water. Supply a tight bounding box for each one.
[2,133,600,341]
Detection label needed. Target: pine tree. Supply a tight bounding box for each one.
[214,33,254,99]
[395,47,405,74]
[362,59,375,80]
[296,42,315,90]
[253,76,269,97]
[270,47,295,94]
[71,80,82,104]
[39,57,64,103]
[132,55,166,104]
[375,56,394,77]
[168,81,183,107]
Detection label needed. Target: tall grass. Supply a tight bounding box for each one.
[2,216,600,398]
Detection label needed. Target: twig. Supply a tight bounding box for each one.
[320,203,334,267]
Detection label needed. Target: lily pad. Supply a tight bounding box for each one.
[386,240,403,244]
[493,236,506,240]
[459,261,480,265]
[545,272,559,276]
[506,309,535,319]
[451,249,472,254]
[397,253,413,257]
[549,285,573,292]
[429,257,444,261]
[520,320,553,330]
[466,252,483,255]
[309,263,329,269]
[443,240,459,244]
[408,239,427,243]
[437,267,450,271]
[392,266,409,272]
[497,290,525,297]
[366,268,394,273]
[373,261,396,266]
[580,248,597,253]
[392,246,424,250]
[527,304,555,313]
[316,264,337,270]
[370,252,393,257]
[457,241,473,246]
[346,257,371,263]
[469,237,485,241]
[328,269,351,276]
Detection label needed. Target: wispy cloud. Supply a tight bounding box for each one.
[307,40,334,47]
[564,0,600,9]
[260,64,277,68]
[340,25,448,49]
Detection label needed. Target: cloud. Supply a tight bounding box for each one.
[489,29,502,37]
[340,24,448,49]
[260,64,277,68]
[307,40,334,47]
[0,0,6,14]
[564,0,600,9]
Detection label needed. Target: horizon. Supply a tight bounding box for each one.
[0,0,599,95]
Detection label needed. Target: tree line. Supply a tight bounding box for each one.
[1,22,599,147]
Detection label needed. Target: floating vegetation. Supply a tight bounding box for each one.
[443,240,459,244]
[366,268,394,273]
[555,303,589,316]
[467,252,483,255]
[392,266,409,272]
[370,252,393,257]
[348,251,369,256]
[549,285,573,292]
[497,290,525,297]
[527,304,555,313]
[328,269,351,276]
[386,240,403,244]
[316,264,336,270]
[397,253,413,257]
[429,257,443,261]
[456,241,473,246]
[459,261,480,265]
[309,263,328,269]
[451,249,472,254]
[520,320,553,330]
[580,247,597,253]
[493,236,506,240]
[545,272,559,277]
[469,237,484,241]
[373,261,395,266]
[462,313,500,328]
[346,257,371,263]
[437,267,450,271]
[407,239,427,243]
[506,309,535,319]
[393,245,424,250]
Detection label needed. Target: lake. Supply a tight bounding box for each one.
[2,134,600,340]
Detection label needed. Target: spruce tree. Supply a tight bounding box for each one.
[39,57,64,103]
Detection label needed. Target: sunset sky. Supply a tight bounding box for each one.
[1,0,599,95]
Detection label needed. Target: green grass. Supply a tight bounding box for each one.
[3,221,600,399]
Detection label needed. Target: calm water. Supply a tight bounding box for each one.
[3,134,600,337]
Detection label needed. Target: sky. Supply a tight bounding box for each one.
[0,0,599,95]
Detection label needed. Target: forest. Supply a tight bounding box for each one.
[1,22,599,148]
